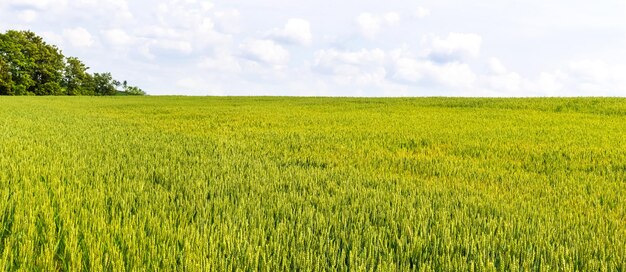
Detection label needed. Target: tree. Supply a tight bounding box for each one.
[120,80,146,95]
[0,30,36,95]
[0,30,65,95]
[0,58,12,95]
[93,72,118,96]
[0,30,145,96]
[123,85,146,96]
[28,33,65,95]
[63,57,94,95]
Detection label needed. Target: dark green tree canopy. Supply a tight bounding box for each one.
[0,30,145,96]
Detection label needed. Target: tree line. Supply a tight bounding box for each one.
[0,30,145,96]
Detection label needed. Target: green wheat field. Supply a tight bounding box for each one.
[0,97,625,271]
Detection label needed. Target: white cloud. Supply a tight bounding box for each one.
[491,72,523,93]
[133,25,196,56]
[213,9,241,34]
[488,58,508,75]
[240,39,290,66]
[312,47,477,94]
[63,27,94,48]
[481,58,626,97]
[425,33,483,62]
[53,0,132,22]
[415,7,431,18]
[137,44,156,60]
[315,48,386,68]
[269,18,313,46]
[536,72,565,95]
[136,26,182,40]
[176,77,202,91]
[356,12,401,39]
[383,12,401,25]
[567,60,611,83]
[102,29,134,47]
[314,48,387,85]
[356,13,380,39]
[40,31,64,46]
[559,60,626,95]
[155,1,211,29]
[5,0,66,10]
[392,57,477,89]
[120,2,231,59]
[481,73,524,95]
[480,58,525,95]
[198,49,242,73]
[176,77,224,96]
[150,40,194,55]
[17,10,38,22]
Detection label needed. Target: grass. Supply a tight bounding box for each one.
[0,96,625,271]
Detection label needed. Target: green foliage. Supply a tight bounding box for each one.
[115,80,146,96]
[63,57,94,96]
[0,58,12,95]
[0,30,63,95]
[123,85,146,96]
[0,97,625,271]
[0,30,144,96]
[93,72,118,96]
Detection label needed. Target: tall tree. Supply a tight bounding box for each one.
[0,30,145,96]
[0,30,65,95]
[123,85,146,96]
[93,72,118,96]
[0,57,12,95]
[63,57,94,95]
[0,30,35,95]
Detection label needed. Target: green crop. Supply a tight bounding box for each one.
[0,96,625,271]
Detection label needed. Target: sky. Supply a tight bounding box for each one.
[1,0,625,96]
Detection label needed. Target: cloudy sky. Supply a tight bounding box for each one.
[2,0,625,96]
